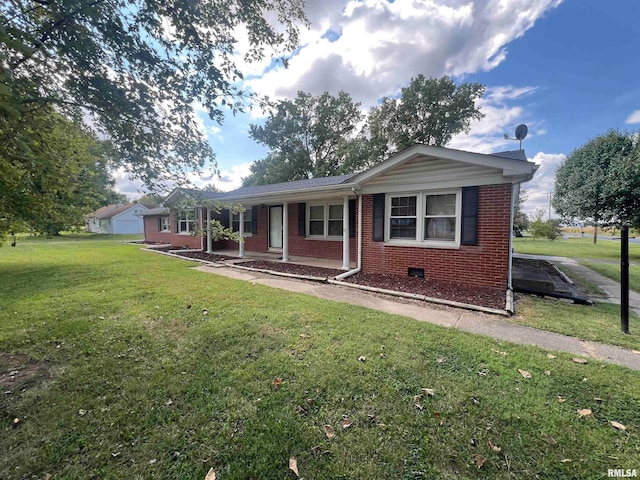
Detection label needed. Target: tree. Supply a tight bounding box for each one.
[1,0,306,190]
[365,75,485,162]
[0,106,123,238]
[244,91,364,185]
[553,130,639,243]
[513,189,529,237]
[528,210,561,241]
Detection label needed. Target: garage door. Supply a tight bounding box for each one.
[114,219,143,234]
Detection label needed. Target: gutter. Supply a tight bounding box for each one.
[335,191,363,280]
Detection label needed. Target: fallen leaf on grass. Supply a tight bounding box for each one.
[323,424,335,439]
[632,350,640,355]
[488,440,501,452]
[594,397,604,403]
[289,457,299,477]
[436,357,446,363]
[299,333,311,339]
[358,356,366,362]
[560,458,572,463]
[544,370,551,376]
[547,354,557,359]
[78,409,87,416]
[610,421,627,431]
[202,310,208,315]
[557,396,566,403]
[341,418,353,429]
[491,349,508,356]
[414,403,423,411]
[475,455,486,468]
[273,377,283,387]
[165,399,173,406]
[577,408,592,418]
[12,417,20,426]
[518,369,532,379]
[111,452,121,458]
[204,467,216,480]
[541,433,557,445]
[421,388,435,397]
[572,358,588,364]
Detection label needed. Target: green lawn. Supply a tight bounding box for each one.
[514,237,640,262]
[1,236,640,479]
[580,262,640,293]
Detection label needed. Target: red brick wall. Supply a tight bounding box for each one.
[143,214,202,249]
[214,203,356,262]
[360,184,512,289]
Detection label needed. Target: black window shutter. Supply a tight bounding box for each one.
[298,203,306,236]
[461,186,479,246]
[372,193,385,242]
[349,199,356,238]
[251,206,258,234]
[221,208,230,229]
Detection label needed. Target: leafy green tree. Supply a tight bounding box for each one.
[553,130,639,243]
[0,107,123,238]
[365,75,485,162]
[528,210,561,241]
[244,91,364,185]
[513,189,529,237]
[1,0,306,189]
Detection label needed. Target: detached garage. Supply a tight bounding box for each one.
[86,203,149,234]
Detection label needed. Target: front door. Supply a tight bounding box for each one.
[269,205,283,249]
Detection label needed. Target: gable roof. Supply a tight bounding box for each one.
[164,144,538,205]
[89,203,148,219]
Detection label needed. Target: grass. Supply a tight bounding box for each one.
[513,297,640,350]
[514,237,640,262]
[1,235,640,479]
[581,262,640,293]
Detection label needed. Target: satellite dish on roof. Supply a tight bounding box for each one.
[503,124,528,150]
[515,124,528,141]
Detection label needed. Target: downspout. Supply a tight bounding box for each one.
[335,190,362,280]
[506,182,520,313]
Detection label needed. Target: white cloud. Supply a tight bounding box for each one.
[625,110,640,124]
[520,152,566,217]
[246,0,562,111]
[188,162,253,192]
[449,85,538,152]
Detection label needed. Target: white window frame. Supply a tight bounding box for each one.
[388,194,418,241]
[160,216,171,232]
[177,210,195,235]
[231,208,253,237]
[385,189,461,249]
[306,202,344,239]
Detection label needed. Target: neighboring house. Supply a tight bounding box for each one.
[86,203,150,234]
[143,144,538,291]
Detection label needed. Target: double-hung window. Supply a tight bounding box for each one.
[390,196,417,239]
[160,216,170,232]
[307,203,344,238]
[424,194,457,241]
[231,209,253,234]
[177,210,195,234]
[386,190,460,246]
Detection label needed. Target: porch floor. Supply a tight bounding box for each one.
[211,249,355,270]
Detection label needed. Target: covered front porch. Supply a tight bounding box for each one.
[210,249,355,270]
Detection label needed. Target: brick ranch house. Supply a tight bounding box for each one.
[142,144,538,292]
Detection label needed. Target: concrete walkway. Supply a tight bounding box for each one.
[194,264,640,371]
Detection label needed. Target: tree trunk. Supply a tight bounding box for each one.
[593,222,598,244]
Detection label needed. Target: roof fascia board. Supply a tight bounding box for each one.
[351,145,536,185]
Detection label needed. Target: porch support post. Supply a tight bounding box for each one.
[342,195,350,270]
[238,210,245,258]
[282,202,289,262]
[206,207,212,253]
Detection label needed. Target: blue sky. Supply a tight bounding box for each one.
[116,0,640,217]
